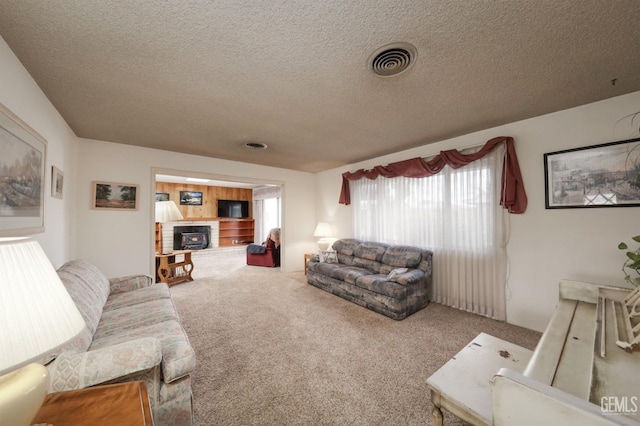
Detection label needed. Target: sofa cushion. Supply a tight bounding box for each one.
[354,242,388,262]
[94,298,180,341]
[57,260,110,335]
[311,261,346,276]
[355,275,407,299]
[104,283,171,311]
[332,238,361,255]
[330,266,370,285]
[336,253,356,266]
[381,246,422,268]
[311,262,370,285]
[352,257,383,273]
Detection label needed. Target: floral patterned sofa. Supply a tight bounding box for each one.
[46,259,195,426]
[306,239,433,320]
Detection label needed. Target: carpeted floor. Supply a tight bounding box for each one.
[170,251,541,425]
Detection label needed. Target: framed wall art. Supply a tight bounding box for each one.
[180,191,203,205]
[92,181,139,210]
[51,166,64,199]
[0,102,47,236]
[544,137,640,209]
[156,192,169,202]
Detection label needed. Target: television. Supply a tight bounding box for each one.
[217,199,250,218]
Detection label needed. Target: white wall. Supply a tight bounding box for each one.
[75,138,317,277]
[316,91,640,332]
[0,37,78,267]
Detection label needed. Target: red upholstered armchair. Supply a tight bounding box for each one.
[246,228,281,267]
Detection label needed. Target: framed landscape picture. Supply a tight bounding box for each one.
[180,191,203,205]
[0,102,47,236]
[92,181,139,210]
[51,166,64,199]
[544,137,640,209]
[156,192,170,202]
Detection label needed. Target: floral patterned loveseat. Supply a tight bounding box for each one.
[306,239,433,320]
[46,259,195,426]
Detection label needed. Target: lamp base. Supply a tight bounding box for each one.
[0,363,49,426]
[317,238,331,251]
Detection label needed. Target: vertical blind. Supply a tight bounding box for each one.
[351,146,507,320]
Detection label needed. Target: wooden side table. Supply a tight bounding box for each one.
[32,381,153,425]
[304,253,314,275]
[155,250,194,286]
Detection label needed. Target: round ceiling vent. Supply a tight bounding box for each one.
[368,42,417,77]
[244,142,268,150]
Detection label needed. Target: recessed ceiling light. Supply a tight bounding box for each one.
[186,177,210,183]
[245,142,268,149]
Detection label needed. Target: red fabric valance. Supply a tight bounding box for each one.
[338,136,527,214]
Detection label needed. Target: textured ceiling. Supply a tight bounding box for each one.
[1,1,639,173]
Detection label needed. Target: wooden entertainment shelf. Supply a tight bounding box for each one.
[218,219,255,246]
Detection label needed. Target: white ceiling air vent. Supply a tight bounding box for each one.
[369,42,417,77]
[245,142,268,149]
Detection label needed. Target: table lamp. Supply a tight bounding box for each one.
[155,200,184,253]
[0,237,86,426]
[313,222,334,251]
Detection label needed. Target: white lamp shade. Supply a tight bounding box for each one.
[155,200,184,222]
[313,222,333,238]
[0,238,86,375]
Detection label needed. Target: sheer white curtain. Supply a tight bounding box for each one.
[352,146,507,320]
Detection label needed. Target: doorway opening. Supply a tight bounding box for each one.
[151,167,284,279]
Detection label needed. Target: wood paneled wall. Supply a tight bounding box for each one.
[156,182,253,219]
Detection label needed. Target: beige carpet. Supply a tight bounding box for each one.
[170,251,541,425]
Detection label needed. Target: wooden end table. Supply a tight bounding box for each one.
[155,250,194,286]
[426,332,533,425]
[304,253,314,275]
[32,381,153,425]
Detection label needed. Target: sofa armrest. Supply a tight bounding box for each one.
[109,274,154,294]
[388,269,425,286]
[47,337,162,392]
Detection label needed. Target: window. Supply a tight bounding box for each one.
[352,147,507,320]
[263,197,281,232]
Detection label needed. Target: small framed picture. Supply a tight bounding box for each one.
[156,192,169,202]
[544,137,640,209]
[180,191,203,205]
[51,166,64,199]
[92,181,139,210]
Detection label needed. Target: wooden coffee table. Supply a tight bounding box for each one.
[426,332,533,425]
